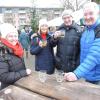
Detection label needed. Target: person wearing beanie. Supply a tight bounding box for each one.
[64,2,100,85]
[61,9,73,18]
[30,19,56,74]
[0,23,31,89]
[39,19,48,30]
[53,9,82,73]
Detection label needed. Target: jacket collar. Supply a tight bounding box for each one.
[58,21,76,31]
[87,19,100,30]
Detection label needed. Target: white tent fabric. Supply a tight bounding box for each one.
[48,17,63,27]
[48,9,83,27]
[72,9,83,24]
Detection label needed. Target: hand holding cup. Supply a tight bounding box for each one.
[54,30,65,38]
[39,40,47,47]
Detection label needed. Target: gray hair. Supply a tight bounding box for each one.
[83,2,99,14]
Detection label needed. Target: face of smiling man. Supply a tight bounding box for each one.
[62,15,73,26]
[83,2,99,26]
[61,10,73,26]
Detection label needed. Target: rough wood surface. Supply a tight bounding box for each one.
[0,85,52,100]
[15,72,100,100]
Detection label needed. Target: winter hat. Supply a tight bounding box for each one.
[39,19,48,29]
[0,23,18,38]
[61,9,73,18]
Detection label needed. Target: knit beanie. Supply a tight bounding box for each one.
[39,19,48,29]
[61,9,73,18]
[0,23,18,38]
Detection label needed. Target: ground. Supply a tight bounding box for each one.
[24,51,35,71]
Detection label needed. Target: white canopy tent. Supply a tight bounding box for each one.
[48,9,83,27]
[48,17,63,27]
[72,9,83,24]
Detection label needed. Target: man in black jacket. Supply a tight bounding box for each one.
[53,9,82,72]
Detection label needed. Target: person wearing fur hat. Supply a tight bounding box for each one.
[0,23,31,89]
[30,19,56,74]
[53,9,82,73]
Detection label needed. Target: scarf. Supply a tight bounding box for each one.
[0,38,24,58]
[41,33,47,40]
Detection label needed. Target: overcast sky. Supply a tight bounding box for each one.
[0,0,61,8]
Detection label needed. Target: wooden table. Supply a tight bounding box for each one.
[0,85,52,100]
[14,72,100,100]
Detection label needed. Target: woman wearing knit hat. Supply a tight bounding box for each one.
[30,19,56,74]
[0,23,31,89]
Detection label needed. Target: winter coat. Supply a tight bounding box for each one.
[0,48,27,89]
[19,32,30,51]
[29,31,34,41]
[30,32,56,74]
[55,22,82,72]
[74,19,100,82]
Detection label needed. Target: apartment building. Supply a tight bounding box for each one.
[0,7,31,29]
[0,5,63,29]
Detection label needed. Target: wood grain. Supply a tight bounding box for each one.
[15,72,100,100]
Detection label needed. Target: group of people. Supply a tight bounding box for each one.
[31,1,100,85]
[0,1,100,90]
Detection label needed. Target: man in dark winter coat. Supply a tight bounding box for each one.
[53,9,82,72]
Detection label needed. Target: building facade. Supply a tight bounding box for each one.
[0,6,63,29]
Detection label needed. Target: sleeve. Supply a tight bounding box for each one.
[19,34,22,43]
[0,62,27,84]
[30,37,43,55]
[49,36,58,47]
[74,38,100,79]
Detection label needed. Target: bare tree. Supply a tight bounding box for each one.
[59,0,91,11]
[59,0,75,11]
[75,0,78,10]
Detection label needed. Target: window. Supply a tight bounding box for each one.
[0,8,2,13]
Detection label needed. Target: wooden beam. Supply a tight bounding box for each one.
[0,85,52,100]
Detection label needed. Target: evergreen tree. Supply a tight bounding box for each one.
[31,8,39,33]
[91,0,100,3]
